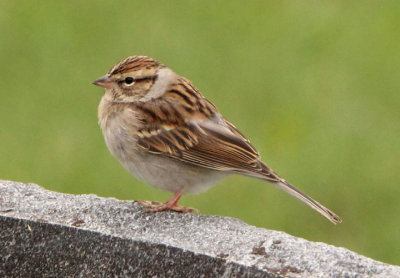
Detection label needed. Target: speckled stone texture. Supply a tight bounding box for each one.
[0,180,399,278]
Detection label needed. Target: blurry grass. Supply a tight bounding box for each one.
[1,0,399,264]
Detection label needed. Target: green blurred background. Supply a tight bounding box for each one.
[1,1,399,264]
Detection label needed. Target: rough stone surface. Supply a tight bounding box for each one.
[0,180,398,278]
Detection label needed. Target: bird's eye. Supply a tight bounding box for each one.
[124,77,135,85]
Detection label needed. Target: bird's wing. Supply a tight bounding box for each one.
[132,96,280,182]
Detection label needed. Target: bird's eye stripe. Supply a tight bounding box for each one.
[118,76,157,86]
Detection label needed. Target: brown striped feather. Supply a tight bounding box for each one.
[132,95,279,181]
[108,56,163,75]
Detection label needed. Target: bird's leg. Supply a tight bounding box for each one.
[138,190,198,213]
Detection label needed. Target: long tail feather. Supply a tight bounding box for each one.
[244,162,342,224]
[274,180,342,224]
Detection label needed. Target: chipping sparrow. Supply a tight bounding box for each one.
[93,56,341,224]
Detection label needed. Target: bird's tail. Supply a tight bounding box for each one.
[273,179,342,224]
[246,162,342,224]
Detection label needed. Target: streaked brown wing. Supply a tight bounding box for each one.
[134,97,279,181]
[137,120,258,170]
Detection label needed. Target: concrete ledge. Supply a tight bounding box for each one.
[0,180,399,277]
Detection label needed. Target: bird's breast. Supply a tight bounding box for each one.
[98,97,141,160]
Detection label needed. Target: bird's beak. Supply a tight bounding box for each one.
[93,75,113,89]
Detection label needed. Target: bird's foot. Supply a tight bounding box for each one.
[137,200,198,214]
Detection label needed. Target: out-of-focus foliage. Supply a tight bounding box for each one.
[1,1,399,264]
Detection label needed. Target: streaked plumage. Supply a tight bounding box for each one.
[94,55,342,224]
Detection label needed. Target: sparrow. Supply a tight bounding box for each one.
[93,55,341,224]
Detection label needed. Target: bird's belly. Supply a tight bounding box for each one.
[103,121,227,194]
[122,152,227,194]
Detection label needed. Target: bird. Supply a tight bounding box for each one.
[93,55,342,224]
